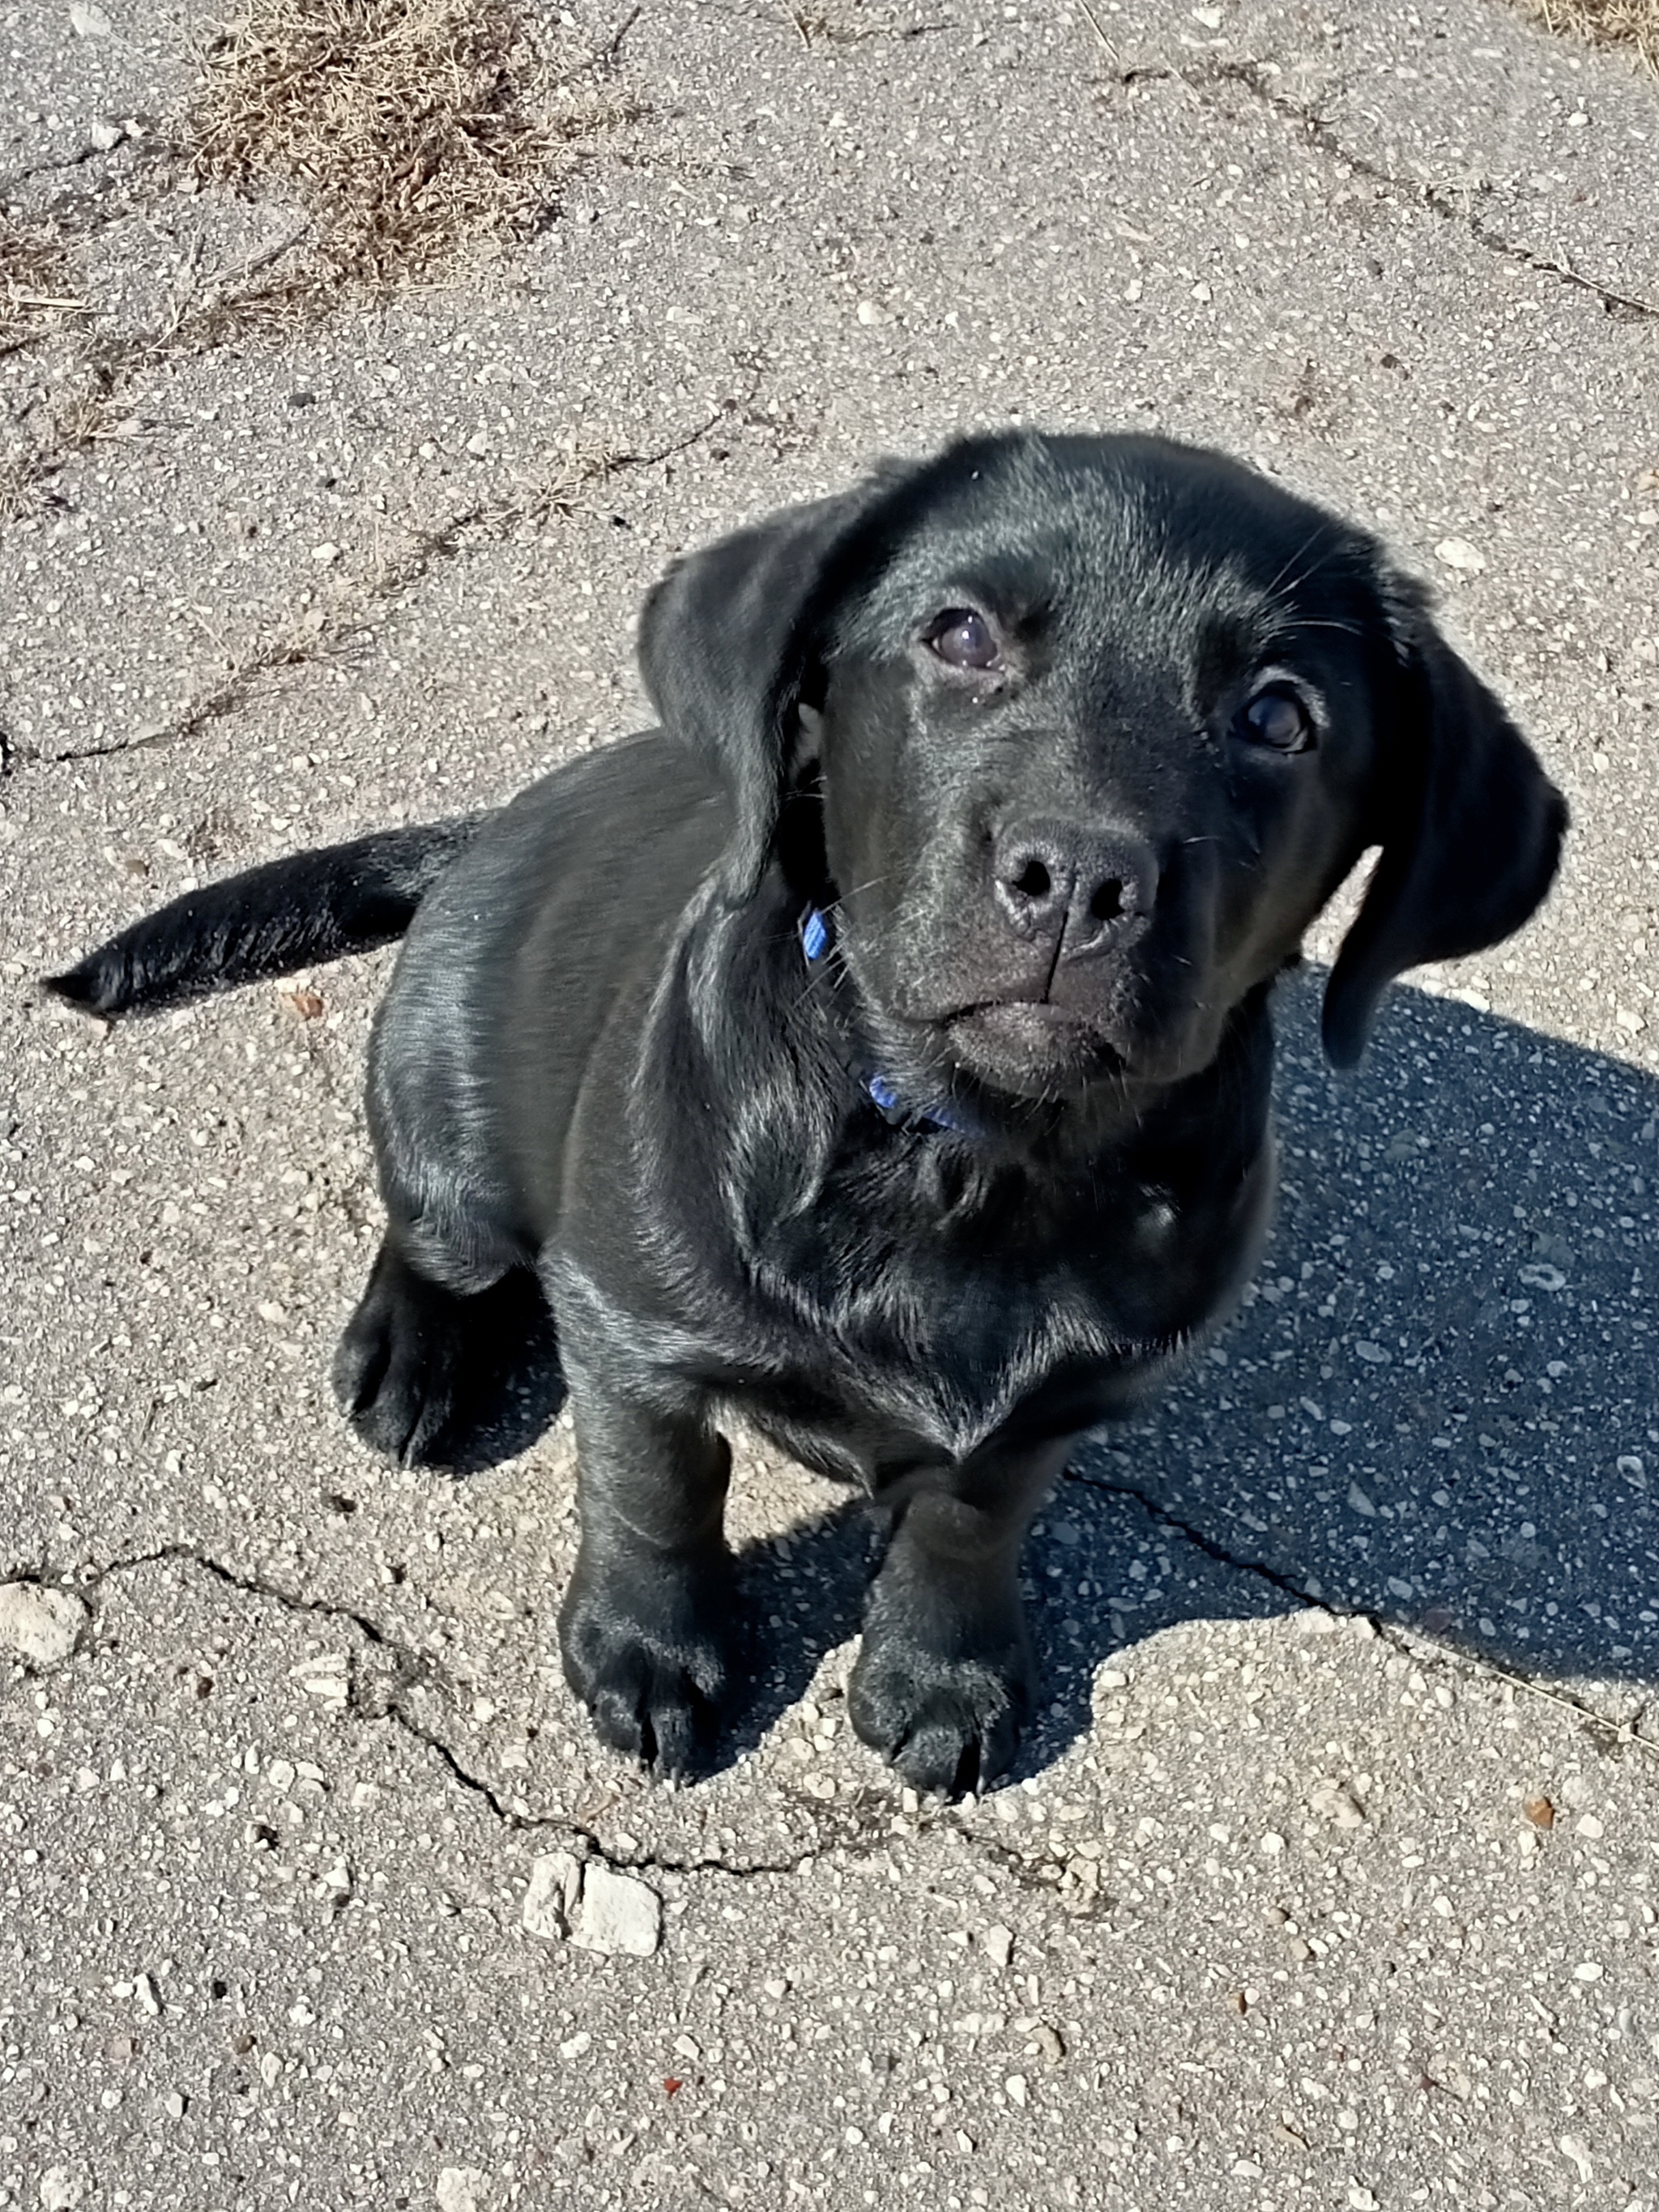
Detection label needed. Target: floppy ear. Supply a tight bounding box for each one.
[637,484,886,901]
[1322,586,1567,1068]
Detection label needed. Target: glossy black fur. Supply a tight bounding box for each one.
[49,820,485,1015]
[49,432,1567,1792]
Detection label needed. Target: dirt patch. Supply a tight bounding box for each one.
[178,0,639,326]
[1507,0,1659,75]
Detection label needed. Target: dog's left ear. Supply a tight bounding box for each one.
[638,483,891,901]
[1322,582,1568,1068]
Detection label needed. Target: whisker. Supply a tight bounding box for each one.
[1263,520,1337,599]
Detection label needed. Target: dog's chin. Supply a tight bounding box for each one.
[944,1002,1128,1098]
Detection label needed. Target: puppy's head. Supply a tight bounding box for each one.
[639,432,1566,1103]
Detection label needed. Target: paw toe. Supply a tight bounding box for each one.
[561,1581,730,1779]
[849,1643,1030,1796]
[587,1661,710,1777]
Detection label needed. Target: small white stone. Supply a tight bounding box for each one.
[289,1654,348,1705]
[70,3,112,33]
[39,2172,87,2210]
[1574,1960,1604,1982]
[163,2091,186,2119]
[89,118,123,151]
[982,1924,1015,1969]
[1005,2073,1029,2108]
[1559,2134,1594,2182]
[0,1582,86,1667]
[855,298,890,326]
[1434,537,1486,574]
[436,2169,490,2212]
[1258,1831,1286,1857]
[574,1864,661,1958]
[1310,1780,1367,1830]
[310,542,342,565]
[522,1850,581,1941]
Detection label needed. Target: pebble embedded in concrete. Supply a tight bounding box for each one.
[0,1581,86,1668]
[574,1862,662,1958]
[521,1851,661,1956]
[521,1849,581,1941]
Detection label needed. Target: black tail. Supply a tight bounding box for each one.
[45,816,490,1017]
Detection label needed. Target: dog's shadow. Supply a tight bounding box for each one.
[732,970,1658,1778]
[459,970,1658,1779]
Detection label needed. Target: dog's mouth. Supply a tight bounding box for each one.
[941,998,1128,1092]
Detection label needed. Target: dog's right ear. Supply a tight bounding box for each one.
[637,485,887,901]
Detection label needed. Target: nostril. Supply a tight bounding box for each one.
[1013,857,1051,901]
[1089,878,1124,924]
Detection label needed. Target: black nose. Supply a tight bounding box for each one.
[993,818,1159,957]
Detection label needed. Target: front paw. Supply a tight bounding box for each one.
[333,1247,540,1468]
[558,1554,733,1778]
[848,1609,1034,1796]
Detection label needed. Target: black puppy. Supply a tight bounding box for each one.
[52,432,1566,1793]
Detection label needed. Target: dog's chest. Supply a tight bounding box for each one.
[733,1154,1256,1474]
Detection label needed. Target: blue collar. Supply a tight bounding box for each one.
[800,906,972,1137]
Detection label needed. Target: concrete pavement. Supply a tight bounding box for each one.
[2,1,1657,2206]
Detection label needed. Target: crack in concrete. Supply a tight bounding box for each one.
[17,1541,907,1883]
[1179,57,1658,322]
[1066,1464,1658,1764]
[13,364,763,770]
[0,140,113,198]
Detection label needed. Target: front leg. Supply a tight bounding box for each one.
[848,1438,1075,1796]
[557,1375,734,1777]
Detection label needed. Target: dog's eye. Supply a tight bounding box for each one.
[1236,687,1313,753]
[928,610,1000,671]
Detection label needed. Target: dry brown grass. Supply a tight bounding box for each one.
[0,214,84,355]
[180,0,638,318]
[1,4,638,520]
[1508,0,1659,75]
